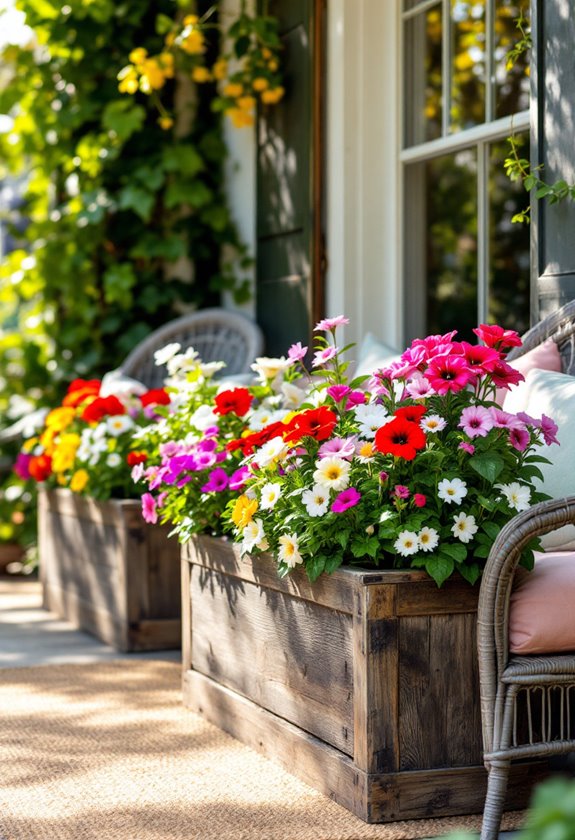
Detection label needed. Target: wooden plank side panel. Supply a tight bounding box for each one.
[190,565,354,755]
[398,613,483,771]
[396,577,479,617]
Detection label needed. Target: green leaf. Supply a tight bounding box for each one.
[234,35,251,58]
[102,100,146,142]
[307,554,326,582]
[162,146,204,176]
[118,185,155,221]
[425,554,455,587]
[440,542,467,563]
[350,536,379,559]
[156,13,174,34]
[102,262,136,308]
[469,452,505,484]
[458,563,481,585]
[481,521,501,541]
[324,553,343,574]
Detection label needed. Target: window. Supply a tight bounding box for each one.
[402,0,530,341]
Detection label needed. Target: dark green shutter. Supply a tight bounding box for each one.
[531,0,575,319]
[256,0,325,356]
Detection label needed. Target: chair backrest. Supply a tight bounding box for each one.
[507,298,575,374]
[119,309,264,389]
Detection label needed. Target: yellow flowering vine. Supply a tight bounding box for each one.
[117,4,284,130]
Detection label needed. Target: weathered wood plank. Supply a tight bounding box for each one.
[396,577,479,616]
[181,550,192,672]
[190,565,354,755]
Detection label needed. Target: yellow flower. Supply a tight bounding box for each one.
[223,82,243,98]
[227,108,254,128]
[232,495,259,529]
[267,59,279,72]
[45,406,75,433]
[261,86,285,105]
[158,116,174,130]
[183,14,199,26]
[70,469,89,493]
[252,77,269,92]
[165,32,176,48]
[51,433,81,474]
[158,52,175,77]
[212,59,227,80]
[140,58,167,90]
[261,47,272,60]
[118,74,139,95]
[192,65,212,83]
[40,428,57,455]
[129,47,147,66]
[180,29,205,55]
[22,436,38,453]
[237,95,256,111]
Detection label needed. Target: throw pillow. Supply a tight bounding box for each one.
[496,338,562,407]
[509,551,575,654]
[355,333,401,378]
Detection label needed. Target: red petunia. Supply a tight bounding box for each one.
[62,379,101,408]
[284,407,338,443]
[28,454,53,482]
[126,451,149,466]
[226,421,286,456]
[214,388,253,417]
[82,395,126,423]
[374,417,426,461]
[140,388,170,407]
[394,404,427,423]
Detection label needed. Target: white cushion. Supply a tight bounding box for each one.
[505,369,575,550]
[355,333,401,378]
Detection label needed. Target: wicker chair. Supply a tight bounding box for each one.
[478,299,575,840]
[118,308,264,389]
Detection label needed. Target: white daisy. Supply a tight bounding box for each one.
[190,404,218,431]
[167,347,200,376]
[154,342,182,367]
[355,440,376,463]
[353,403,390,439]
[451,512,478,543]
[420,414,447,434]
[256,436,288,468]
[437,477,468,505]
[301,485,330,517]
[278,533,303,568]
[106,452,122,468]
[495,482,532,512]
[241,518,269,553]
[394,530,420,556]
[312,456,351,491]
[281,381,308,409]
[200,361,226,377]
[418,527,439,552]
[251,356,291,385]
[260,482,282,510]
[106,415,134,437]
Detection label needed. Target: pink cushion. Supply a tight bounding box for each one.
[495,338,562,406]
[509,551,575,654]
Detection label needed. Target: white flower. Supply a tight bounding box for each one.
[281,381,308,409]
[495,482,532,512]
[394,530,419,556]
[106,453,122,468]
[313,456,351,491]
[76,445,91,463]
[256,436,287,468]
[154,342,181,367]
[251,356,292,385]
[418,527,439,552]
[248,407,290,431]
[355,440,376,463]
[301,485,330,517]
[451,512,478,543]
[167,347,200,376]
[190,404,218,431]
[241,518,269,553]
[106,415,134,437]
[420,414,447,433]
[353,403,390,439]
[278,533,303,568]
[437,477,468,505]
[260,482,282,510]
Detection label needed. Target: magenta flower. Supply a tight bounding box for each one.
[331,487,361,513]
[312,346,338,367]
[509,427,530,452]
[288,341,308,362]
[459,341,501,374]
[540,414,560,446]
[425,355,475,394]
[157,492,168,509]
[327,384,351,402]
[458,405,495,438]
[345,390,367,409]
[160,441,184,458]
[197,437,218,453]
[203,425,220,438]
[394,484,410,499]
[318,436,357,460]
[459,442,476,455]
[413,493,427,508]
[141,493,158,524]
[195,450,217,469]
[472,324,522,350]
[13,453,32,480]
[379,471,389,483]
[314,315,350,332]
[229,465,250,490]
[201,467,230,493]
[489,360,525,389]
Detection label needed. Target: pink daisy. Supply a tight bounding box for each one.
[314,315,350,332]
[312,346,337,367]
[288,341,308,362]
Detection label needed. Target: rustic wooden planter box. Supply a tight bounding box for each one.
[182,535,547,823]
[39,487,181,652]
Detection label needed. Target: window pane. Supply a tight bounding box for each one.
[494,1,530,118]
[426,150,478,338]
[404,5,443,146]
[450,0,486,132]
[488,136,530,333]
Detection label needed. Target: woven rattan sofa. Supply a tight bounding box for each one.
[478,299,575,840]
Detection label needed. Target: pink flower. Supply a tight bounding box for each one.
[489,360,525,389]
[458,405,495,438]
[141,493,158,524]
[411,332,457,355]
[327,384,351,402]
[318,436,357,460]
[405,376,434,399]
[229,466,251,490]
[459,442,475,455]
[413,494,427,508]
[459,341,501,374]
[13,453,32,480]
[312,346,338,367]
[489,408,525,431]
[331,487,361,513]
[425,355,475,394]
[131,462,146,482]
[473,324,522,350]
[288,341,308,362]
[379,471,389,483]
[509,427,530,452]
[314,315,350,332]
[394,484,410,499]
[345,390,367,409]
[201,467,230,493]
[540,414,560,446]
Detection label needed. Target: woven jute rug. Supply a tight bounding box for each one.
[0,661,526,840]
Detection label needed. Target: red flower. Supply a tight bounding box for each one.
[214,388,253,417]
[140,388,170,407]
[81,395,126,423]
[227,421,286,456]
[489,360,525,389]
[459,341,501,374]
[394,404,427,423]
[127,451,149,466]
[284,407,338,443]
[375,417,426,461]
[28,454,53,482]
[472,324,522,351]
[62,379,101,408]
